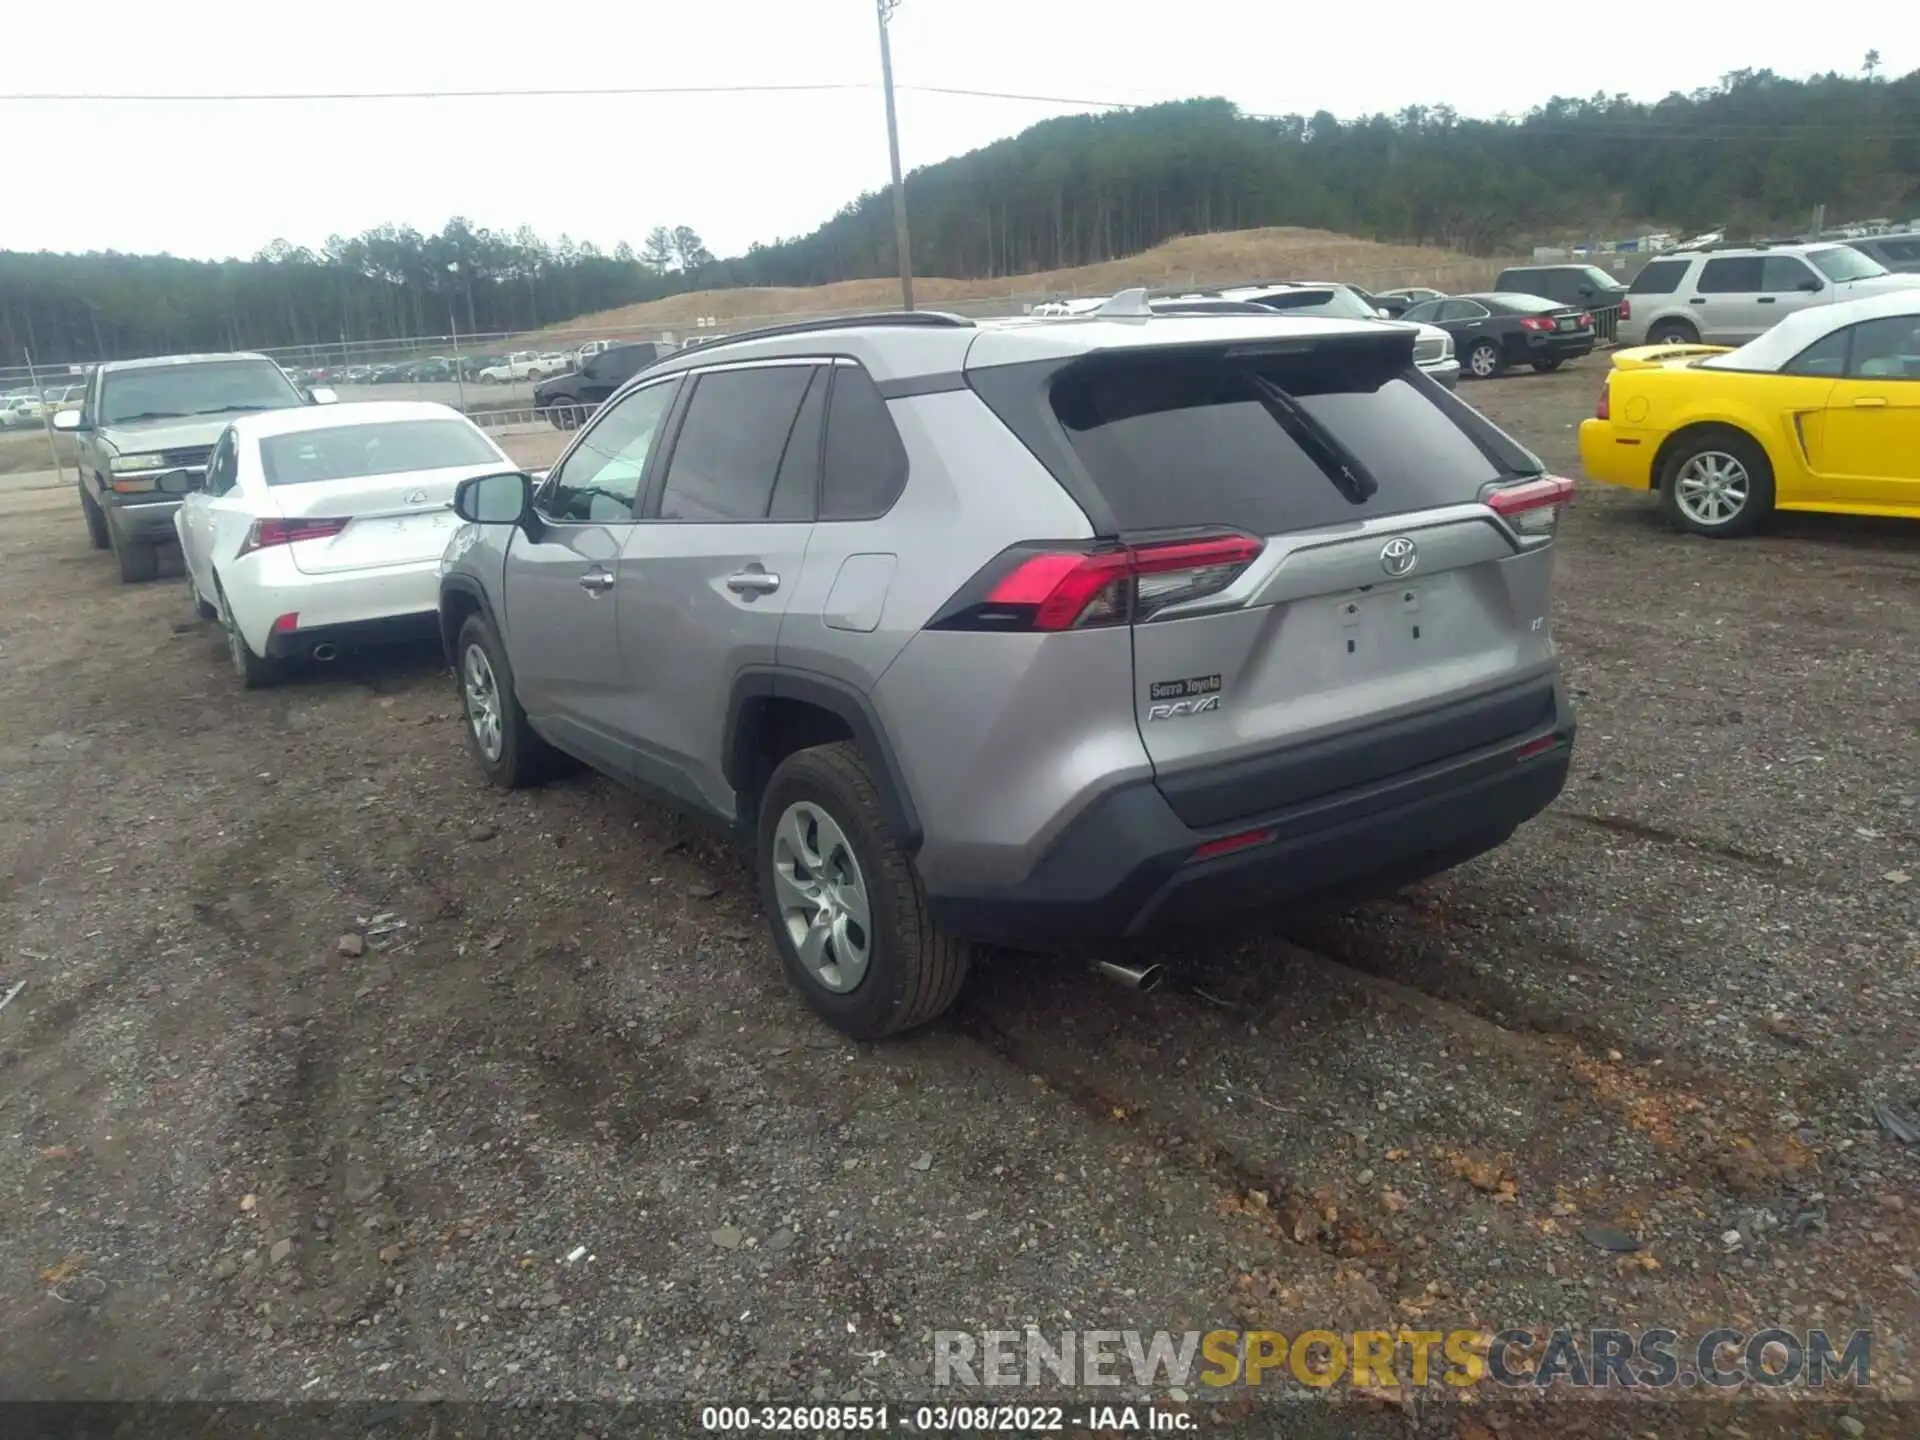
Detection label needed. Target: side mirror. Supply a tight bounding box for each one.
[1375,307,1391,318]
[453,470,533,525]
[308,387,339,405]
[52,408,84,432]
[154,471,200,495]
[1798,278,1823,292]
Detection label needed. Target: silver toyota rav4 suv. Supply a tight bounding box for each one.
[438,296,1577,1039]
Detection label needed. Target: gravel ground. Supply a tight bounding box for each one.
[1,367,1915,1437]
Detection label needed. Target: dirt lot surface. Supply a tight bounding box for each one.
[1,366,1916,1436]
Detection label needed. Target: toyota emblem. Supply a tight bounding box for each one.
[404,489,429,505]
[1379,536,1418,577]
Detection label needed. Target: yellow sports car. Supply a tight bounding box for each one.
[1578,289,1920,536]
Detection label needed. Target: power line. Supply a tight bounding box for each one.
[4,80,1916,140]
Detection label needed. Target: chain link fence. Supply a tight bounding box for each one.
[2,254,1530,469]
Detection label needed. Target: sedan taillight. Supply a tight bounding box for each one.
[236,516,349,559]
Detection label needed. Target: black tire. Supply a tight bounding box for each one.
[1658,428,1773,539]
[215,580,288,689]
[109,521,159,583]
[756,742,970,1041]
[454,612,560,788]
[1466,339,1505,380]
[1531,358,1564,373]
[80,487,110,549]
[1647,319,1699,346]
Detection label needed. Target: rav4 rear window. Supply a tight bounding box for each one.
[1040,345,1536,535]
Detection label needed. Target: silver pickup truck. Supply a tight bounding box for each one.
[54,352,335,582]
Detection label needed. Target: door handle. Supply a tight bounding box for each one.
[578,571,615,593]
[1689,298,1707,305]
[1757,297,1776,304]
[1852,396,1888,408]
[726,570,780,595]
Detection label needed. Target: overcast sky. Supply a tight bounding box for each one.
[4,0,1909,262]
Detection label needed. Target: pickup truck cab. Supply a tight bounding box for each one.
[475,352,563,384]
[54,352,335,582]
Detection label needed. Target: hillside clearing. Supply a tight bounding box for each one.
[529,227,1514,338]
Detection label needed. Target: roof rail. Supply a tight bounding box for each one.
[663,309,975,359]
[1150,299,1281,315]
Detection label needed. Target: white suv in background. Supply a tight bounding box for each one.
[1619,241,1920,347]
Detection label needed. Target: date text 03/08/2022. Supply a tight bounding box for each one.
[699,1403,1194,1432]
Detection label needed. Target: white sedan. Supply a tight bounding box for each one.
[168,400,514,687]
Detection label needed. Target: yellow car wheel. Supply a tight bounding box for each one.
[1659,428,1773,539]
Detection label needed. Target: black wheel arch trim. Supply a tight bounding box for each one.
[724,667,923,851]
[437,574,503,668]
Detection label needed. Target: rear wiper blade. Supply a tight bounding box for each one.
[1247,372,1379,505]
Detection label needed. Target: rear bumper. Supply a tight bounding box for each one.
[236,555,444,657]
[265,609,440,659]
[1578,418,1658,489]
[1524,332,1595,362]
[925,678,1575,943]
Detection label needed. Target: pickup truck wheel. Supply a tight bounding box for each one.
[757,742,971,1041]
[456,613,561,788]
[109,522,159,583]
[478,373,500,385]
[80,487,109,549]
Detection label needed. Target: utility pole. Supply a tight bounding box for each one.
[876,0,914,310]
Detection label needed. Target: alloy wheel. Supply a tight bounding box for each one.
[770,801,872,994]
[1674,450,1750,528]
[462,643,504,762]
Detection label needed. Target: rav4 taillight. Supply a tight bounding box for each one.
[236,516,350,558]
[929,534,1264,632]
[1482,475,1575,540]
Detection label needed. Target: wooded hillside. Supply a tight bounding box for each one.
[2,66,1912,368]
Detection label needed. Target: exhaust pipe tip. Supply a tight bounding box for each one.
[311,643,339,662]
[1093,958,1165,994]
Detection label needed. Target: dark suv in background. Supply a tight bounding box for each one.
[533,342,664,429]
[1494,264,1632,341]
[1847,234,1920,275]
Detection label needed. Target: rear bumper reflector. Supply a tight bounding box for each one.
[1187,827,1279,864]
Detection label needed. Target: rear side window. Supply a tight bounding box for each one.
[1698,257,1763,293]
[657,365,815,521]
[1047,345,1533,536]
[1629,259,1689,295]
[819,364,909,520]
[257,419,500,485]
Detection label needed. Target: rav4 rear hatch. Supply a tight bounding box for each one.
[967,325,1569,830]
